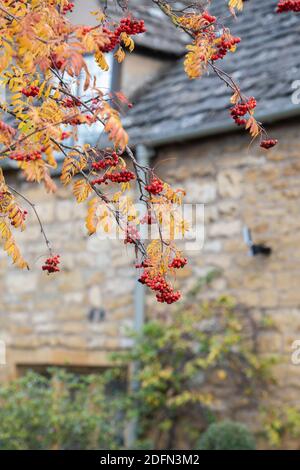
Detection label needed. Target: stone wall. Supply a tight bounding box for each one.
[0,176,135,381]
[1,118,300,447]
[151,118,300,437]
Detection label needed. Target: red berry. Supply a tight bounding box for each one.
[42,254,60,274]
[202,12,217,24]
[138,270,181,304]
[277,1,300,13]
[169,257,187,269]
[62,2,74,14]
[260,139,278,149]
[9,150,42,162]
[92,152,119,171]
[230,97,257,126]
[145,178,164,195]
[21,85,40,97]
[91,169,135,186]
[100,17,146,53]
[62,97,80,108]
[211,33,241,61]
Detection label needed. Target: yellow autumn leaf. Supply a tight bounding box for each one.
[20,160,46,183]
[73,178,92,203]
[86,197,98,235]
[61,155,86,186]
[245,116,260,138]
[0,220,28,269]
[85,198,112,235]
[114,47,126,64]
[228,0,243,11]
[230,90,240,104]
[95,51,109,71]
[6,200,26,231]
[100,103,129,151]
[120,32,135,52]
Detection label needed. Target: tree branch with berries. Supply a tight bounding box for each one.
[0,0,294,304]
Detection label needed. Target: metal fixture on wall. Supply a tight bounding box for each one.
[243,226,272,257]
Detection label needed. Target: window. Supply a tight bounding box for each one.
[76,53,114,147]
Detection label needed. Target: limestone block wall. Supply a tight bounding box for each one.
[1,118,300,448]
[151,119,300,427]
[0,178,135,380]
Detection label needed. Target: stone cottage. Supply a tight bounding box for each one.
[1,0,300,438]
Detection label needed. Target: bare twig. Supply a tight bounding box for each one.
[7,185,53,255]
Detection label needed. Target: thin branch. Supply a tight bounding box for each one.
[7,185,53,255]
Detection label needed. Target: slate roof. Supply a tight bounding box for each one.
[124,0,300,146]
[105,0,190,55]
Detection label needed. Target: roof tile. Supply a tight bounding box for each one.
[124,0,300,145]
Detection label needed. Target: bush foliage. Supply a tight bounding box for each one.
[0,368,124,450]
[198,421,256,450]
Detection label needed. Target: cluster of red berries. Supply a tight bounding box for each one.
[169,257,187,269]
[92,152,119,170]
[211,34,241,61]
[156,289,181,304]
[42,255,60,274]
[124,225,140,244]
[277,0,300,12]
[202,12,217,24]
[101,17,146,53]
[230,97,257,126]
[139,271,181,304]
[145,178,164,195]
[62,97,81,108]
[91,170,136,186]
[117,17,146,36]
[189,13,239,62]
[9,150,42,162]
[21,85,39,97]
[62,2,74,14]
[102,28,120,53]
[260,139,278,149]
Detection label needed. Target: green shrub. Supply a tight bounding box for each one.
[0,368,125,450]
[115,289,274,449]
[198,421,256,450]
